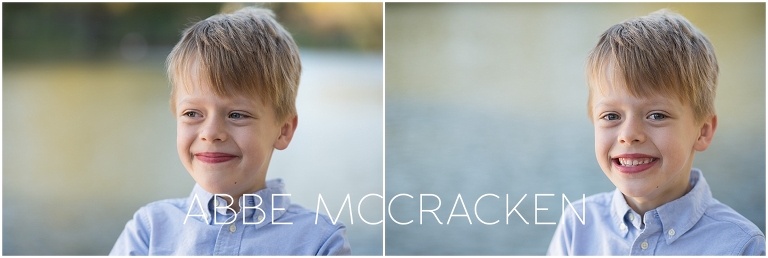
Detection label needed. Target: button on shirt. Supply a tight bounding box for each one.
[110,179,352,255]
[547,169,766,255]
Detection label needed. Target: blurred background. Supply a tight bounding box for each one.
[386,3,765,255]
[3,2,383,255]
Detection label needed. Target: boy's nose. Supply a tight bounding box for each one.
[617,117,645,145]
[200,117,228,142]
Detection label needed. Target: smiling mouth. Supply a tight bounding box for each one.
[195,152,238,164]
[611,155,659,173]
[614,158,657,167]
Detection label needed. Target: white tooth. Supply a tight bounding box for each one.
[618,157,656,166]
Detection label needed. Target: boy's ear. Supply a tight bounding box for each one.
[274,115,298,150]
[693,114,717,152]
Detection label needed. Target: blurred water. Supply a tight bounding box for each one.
[385,3,765,255]
[3,49,383,255]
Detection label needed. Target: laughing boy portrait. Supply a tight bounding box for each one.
[547,9,765,255]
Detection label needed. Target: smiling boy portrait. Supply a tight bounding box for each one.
[547,9,765,255]
[109,6,352,255]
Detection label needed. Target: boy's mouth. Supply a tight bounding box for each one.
[195,152,238,164]
[611,154,659,173]
[615,157,656,167]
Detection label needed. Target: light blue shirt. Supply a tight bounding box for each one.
[547,169,765,255]
[110,179,351,255]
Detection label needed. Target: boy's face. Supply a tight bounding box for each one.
[590,83,714,208]
[174,80,294,198]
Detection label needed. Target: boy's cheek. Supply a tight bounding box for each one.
[176,124,197,138]
[593,134,614,164]
[593,131,610,149]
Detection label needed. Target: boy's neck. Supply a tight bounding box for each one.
[229,198,242,213]
[222,181,268,214]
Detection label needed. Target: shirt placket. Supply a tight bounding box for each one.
[630,212,661,255]
[213,213,244,255]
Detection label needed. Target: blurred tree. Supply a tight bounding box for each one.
[3,3,383,62]
[3,3,220,61]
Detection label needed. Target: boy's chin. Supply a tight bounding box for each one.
[617,187,652,199]
[197,183,235,196]
[612,180,659,199]
[194,177,265,196]
[191,177,238,195]
[604,174,648,195]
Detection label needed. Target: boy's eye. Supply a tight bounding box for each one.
[648,113,667,120]
[229,112,249,119]
[182,111,201,118]
[602,113,620,121]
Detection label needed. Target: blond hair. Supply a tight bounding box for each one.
[586,9,718,122]
[167,6,301,122]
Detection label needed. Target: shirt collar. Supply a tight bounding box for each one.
[655,168,710,244]
[610,169,711,242]
[188,178,292,225]
[610,186,633,238]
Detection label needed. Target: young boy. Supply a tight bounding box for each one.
[547,9,765,255]
[110,7,351,255]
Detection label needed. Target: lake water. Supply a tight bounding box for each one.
[3,49,383,255]
[385,3,765,255]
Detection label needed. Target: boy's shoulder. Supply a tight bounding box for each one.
[701,197,764,238]
[136,196,189,215]
[143,196,188,209]
[562,190,615,219]
[670,170,763,245]
[580,190,614,207]
[124,196,193,231]
[554,189,617,233]
[677,196,765,255]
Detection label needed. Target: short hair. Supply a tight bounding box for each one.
[167,6,301,123]
[586,9,718,122]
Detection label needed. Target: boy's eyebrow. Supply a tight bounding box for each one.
[592,97,618,109]
[176,95,265,111]
[176,96,198,106]
[593,96,682,111]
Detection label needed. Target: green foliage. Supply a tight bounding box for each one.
[3,3,382,62]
